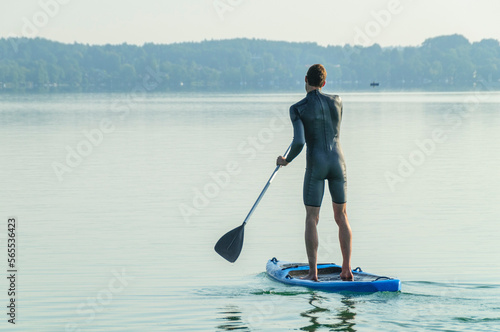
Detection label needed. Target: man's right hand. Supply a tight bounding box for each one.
[276,156,289,166]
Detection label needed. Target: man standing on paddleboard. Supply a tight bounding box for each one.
[276,64,353,281]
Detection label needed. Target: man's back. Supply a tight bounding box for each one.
[287,89,344,163]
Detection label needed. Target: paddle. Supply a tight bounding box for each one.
[214,145,292,263]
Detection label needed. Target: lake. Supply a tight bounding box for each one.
[1,91,500,331]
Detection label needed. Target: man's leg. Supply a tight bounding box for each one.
[333,202,353,281]
[302,205,321,281]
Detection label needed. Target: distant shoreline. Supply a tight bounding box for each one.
[1,88,499,96]
[1,85,499,94]
[1,35,499,93]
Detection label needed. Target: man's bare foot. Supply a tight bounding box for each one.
[340,269,353,281]
[300,273,319,282]
[300,266,318,281]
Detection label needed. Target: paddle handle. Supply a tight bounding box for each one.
[242,144,292,225]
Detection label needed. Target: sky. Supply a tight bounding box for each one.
[1,0,500,47]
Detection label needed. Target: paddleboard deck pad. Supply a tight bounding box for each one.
[266,258,401,293]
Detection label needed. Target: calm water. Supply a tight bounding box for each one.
[1,91,500,331]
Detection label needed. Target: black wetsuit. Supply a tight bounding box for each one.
[285,89,347,206]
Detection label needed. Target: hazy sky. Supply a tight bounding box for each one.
[2,0,500,47]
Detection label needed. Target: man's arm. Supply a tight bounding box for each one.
[284,106,305,163]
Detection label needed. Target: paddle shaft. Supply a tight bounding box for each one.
[242,144,292,226]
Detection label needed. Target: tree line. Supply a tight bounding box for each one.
[0,34,499,92]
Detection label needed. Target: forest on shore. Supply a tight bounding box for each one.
[0,34,499,92]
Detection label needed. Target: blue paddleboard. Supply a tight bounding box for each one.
[266,258,401,293]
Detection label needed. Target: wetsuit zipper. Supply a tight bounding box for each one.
[316,92,329,153]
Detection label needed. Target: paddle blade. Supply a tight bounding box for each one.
[214,224,245,263]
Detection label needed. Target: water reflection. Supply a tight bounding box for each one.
[216,305,250,331]
[300,294,357,331]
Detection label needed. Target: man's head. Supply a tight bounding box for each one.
[306,64,327,88]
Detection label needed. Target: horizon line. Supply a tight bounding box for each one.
[2,33,499,49]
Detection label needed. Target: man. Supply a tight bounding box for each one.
[276,64,353,281]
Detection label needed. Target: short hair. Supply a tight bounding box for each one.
[306,64,327,87]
